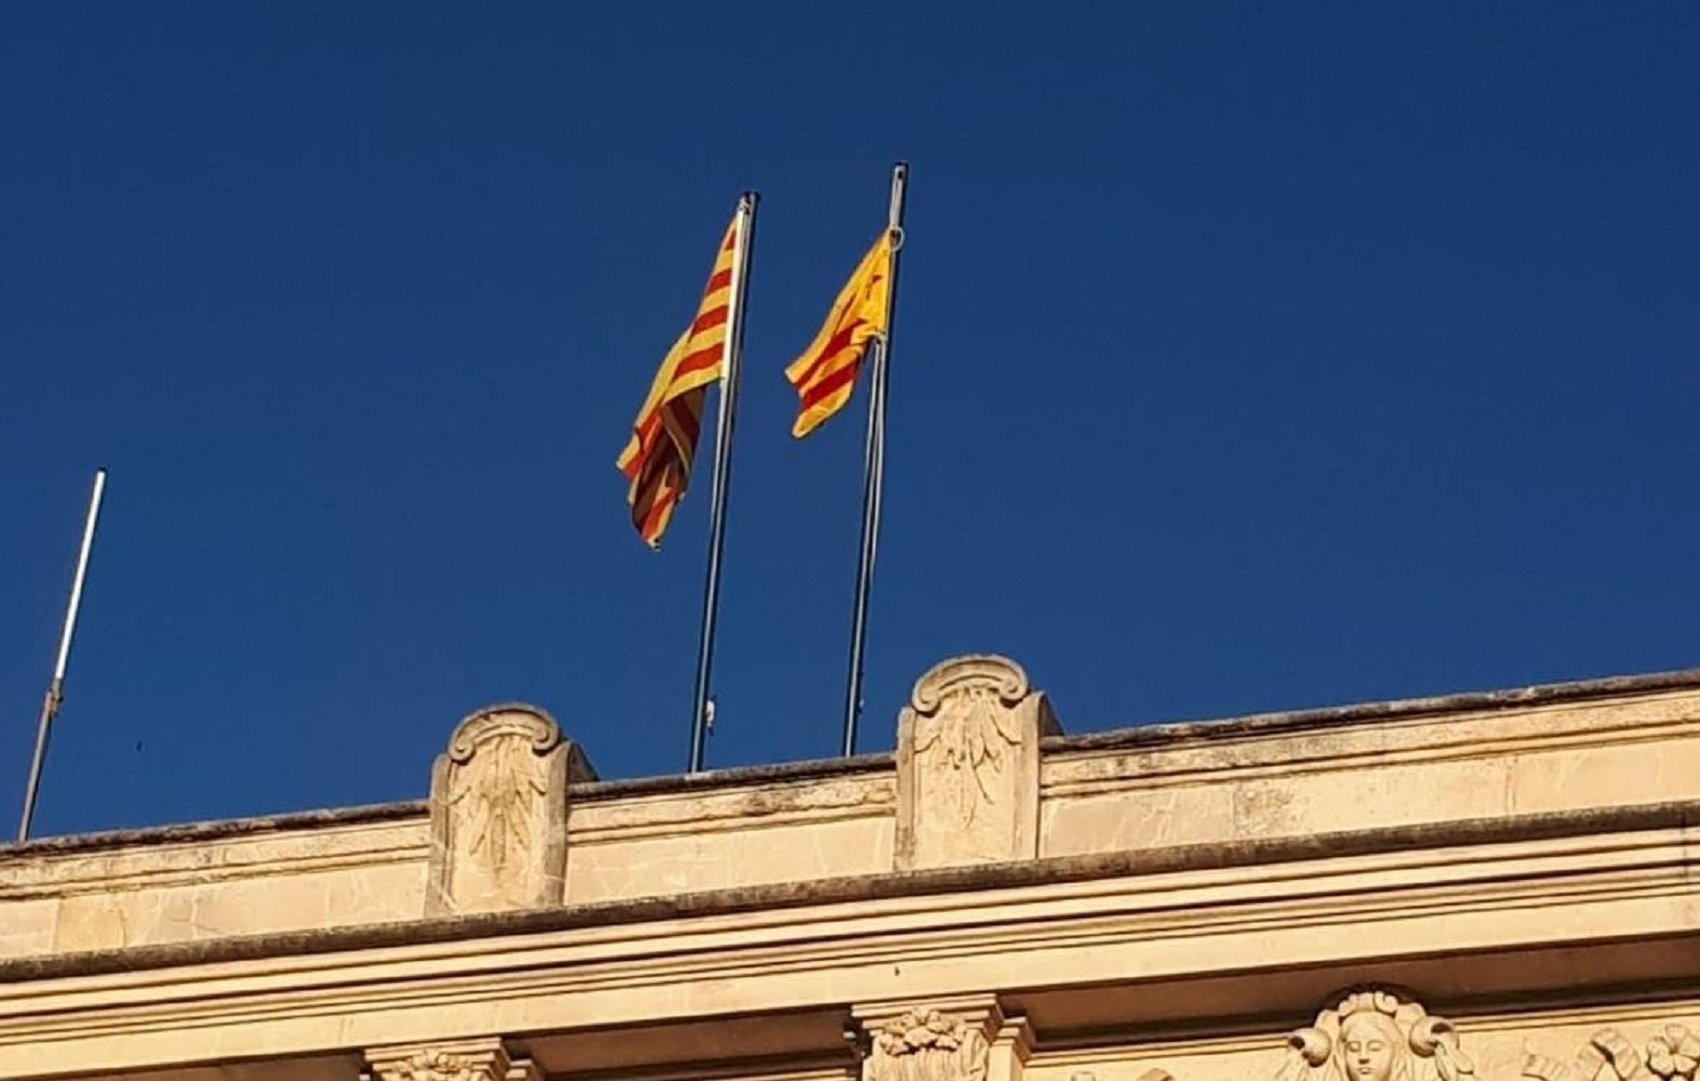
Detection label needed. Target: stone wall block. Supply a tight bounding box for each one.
[425,703,596,916]
[895,655,1061,870]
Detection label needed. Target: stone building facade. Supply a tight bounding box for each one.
[0,654,1696,1081]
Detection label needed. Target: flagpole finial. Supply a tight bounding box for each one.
[887,165,908,232]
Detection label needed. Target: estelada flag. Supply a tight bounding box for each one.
[616,215,738,547]
[784,231,893,438]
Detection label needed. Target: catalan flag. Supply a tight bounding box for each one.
[617,214,739,547]
[784,231,894,438]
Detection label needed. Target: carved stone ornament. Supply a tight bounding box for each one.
[1525,1022,1700,1081]
[374,1050,487,1081]
[364,1041,541,1081]
[1648,1026,1700,1081]
[425,703,596,915]
[865,1008,992,1081]
[1276,989,1475,1081]
[895,655,1061,870]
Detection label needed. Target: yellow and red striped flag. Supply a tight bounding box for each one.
[784,231,893,438]
[616,215,739,547]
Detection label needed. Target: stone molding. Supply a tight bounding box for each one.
[896,656,1061,870]
[426,703,595,916]
[0,817,1689,1079]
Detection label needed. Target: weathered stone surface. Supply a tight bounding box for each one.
[1039,685,1700,858]
[0,655,1696,1081]
[895,656,1061,870]
[425,703,593,915]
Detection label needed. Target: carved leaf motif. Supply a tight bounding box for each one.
[912,688,1022,825]
[451,739,547,873]
[390,1051,480,1081]
[868,1009,988,1081]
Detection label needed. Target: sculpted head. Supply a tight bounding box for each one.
[1338,1011,1406,1081]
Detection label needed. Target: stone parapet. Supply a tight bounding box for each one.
[0,654,1695,963]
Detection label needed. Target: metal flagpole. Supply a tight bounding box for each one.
[18,468,108,842]
[688,192,759,773]
[841,162,907,757]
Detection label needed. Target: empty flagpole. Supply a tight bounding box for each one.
[18,468,107,842]
[841,163,907,757]
[688,192,759,773]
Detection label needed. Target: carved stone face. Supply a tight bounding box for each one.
[1339,1012,1402,1081]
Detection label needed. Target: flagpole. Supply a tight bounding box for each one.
[18,468,107,842]
[841,162,907,757]
[688,192,759,773]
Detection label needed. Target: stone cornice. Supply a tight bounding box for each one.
[0,798,1691,983]
[1047,666,1700,754]
[0,808,1691,1080]
[0,800,428,859]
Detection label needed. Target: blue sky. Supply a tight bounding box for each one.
[2,4,1697,835]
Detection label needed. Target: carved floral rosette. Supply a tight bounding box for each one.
[1277,989,1475,1081]
[866,1008,992,1081]
[1524,1022,1700,1081]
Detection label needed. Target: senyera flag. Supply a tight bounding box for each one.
[784,230,894,438]
[616,215,739,547]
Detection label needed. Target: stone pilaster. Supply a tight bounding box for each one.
[425,703,596,916]
[895,656,1061,871]
[363,1039,541,1081]
[850,997,1031,1081]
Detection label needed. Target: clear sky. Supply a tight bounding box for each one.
[3,4,1697,836]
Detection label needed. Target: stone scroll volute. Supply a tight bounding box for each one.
[895,655,1061,871]
[1277,989,1475,1081]
[425,703,595,915]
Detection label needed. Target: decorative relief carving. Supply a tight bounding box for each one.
[1277,989,1474,1081]
[364,1041,537,1081]
[425,703,595,915]
[376,1049,486,1081]
[1647,1027,1700,1081]
[1525,1023,1700,1081]
[451,734,549,873]
[864,1007,993,1081]
[895,655,1061,870]
[1114,991,1700,1081]
[910,661,1027,826]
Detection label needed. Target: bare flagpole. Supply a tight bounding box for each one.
[18,468,107,842]
[841,162,907,757]
[688,192,759,773]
